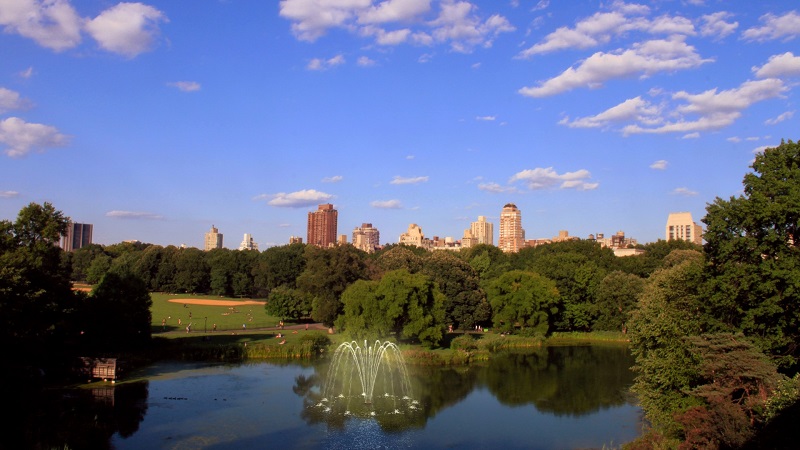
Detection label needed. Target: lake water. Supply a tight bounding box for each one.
[16,344,643,449]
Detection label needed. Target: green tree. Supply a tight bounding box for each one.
[336,269,445,347]
[459,244,510,282]
[486,270,560,336]
[421,251,489,330]
[297,245,369,326]
[265,285,313,321]
[0,202,73,357]
[252,243,306,297]
[174,247,209,293]
[69,243,105,282]
[628,258,708,436]
[81,272,152,351]
[703,140,800,370]
[593,270,645,332]
[375,245,424,273]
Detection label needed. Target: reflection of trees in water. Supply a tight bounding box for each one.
[295,346,635,431]
[480,345,635,416]
[6,381,149,449]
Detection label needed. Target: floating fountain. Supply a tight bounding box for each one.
[316,340,417,419]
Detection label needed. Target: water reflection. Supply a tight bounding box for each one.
[298,344,635,432]
[9,345,639,449]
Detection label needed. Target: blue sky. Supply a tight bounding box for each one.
[1,0,798,249]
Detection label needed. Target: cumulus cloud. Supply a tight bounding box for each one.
[519,36,711,97]
[621,78,786,135]
[85,3,168,57]
[700,11,738,39]
[671,187,698,196]
[390,175,429,185]
[0,1,167,56]
[322,175,343,183]
[752,52,800,78]
[650,160,668,170]
[516,3,700,58]
[0,117,68,157]
[477,182,519,194]
[509,167,598,190]
[742,11,800,42]
[371,199,403,209]
[0,190,20,198]
[106,210,164,220]
[559,96,661,128]
[765,111,794,125]
[167,81,201,92]
[308,54,346,70]
[256,189,335,208]
[0,0,82,51]
[0,88,32,113]
[279,0,513,52]
[357,56,377,66]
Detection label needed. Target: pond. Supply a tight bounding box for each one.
[13,345,643,449]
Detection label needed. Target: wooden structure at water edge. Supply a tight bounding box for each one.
[78,357,121,383]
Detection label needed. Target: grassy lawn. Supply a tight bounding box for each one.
[149,292,285,334]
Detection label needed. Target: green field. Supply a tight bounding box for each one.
[149,292,285,334]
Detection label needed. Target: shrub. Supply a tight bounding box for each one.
[450,334,477,351]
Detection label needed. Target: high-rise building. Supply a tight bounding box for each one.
[61,222,93,252]
[289,236,303,244]
[239,233,258,251]
[498,203,525,253]
[470,215,494,246]
[666,212,703,245]
[204,225,223,251]
[307,203,338,248]
[353,223,380,253]
[399,223,428,248]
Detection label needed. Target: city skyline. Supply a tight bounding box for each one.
[2,1,798,248]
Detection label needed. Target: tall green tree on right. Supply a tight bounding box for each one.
[703,140,800,370]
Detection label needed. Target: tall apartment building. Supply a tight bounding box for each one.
[61,222,93,252]
[204,225,223,251]
[399,223,429,249]
[307,203,338,248]
[666,212,703,245]
[498,203,525,253]
[353,223,380,253]
[471,215,494,245]
[238,233,258,251]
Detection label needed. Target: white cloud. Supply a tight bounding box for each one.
[307,54,346,70]
[477,182,519,194]
[765,111,794,125]
[752,145,770,155]
[257,189,335,208]
[0,190,20,198]
[0,88,32,113]
[371,199,403,209]
[357,56,376,67]
[475,115,495,121]
[559,96,661,128]
[519,36,711,97]
[85,3,167,57]
[682,132,700,139]
[671,187,698,196]
[700,11,738,39]
[0,0,82,51]
[279,0,513,52]
[516,3,701,58]
[622,78,786,135]
[742,11,800,42]
[509,167,598,190]
[19,67,34,79]
[167,81,201,92]
[391,175,428,185]
[727,136,741,143]
[429,1,515,53]
[322,175,343,183]
[752,52,800,79]
[358,0,431,24]
[106,210,164,220]
[650,160,668,170]
[0,117,68,157]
